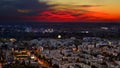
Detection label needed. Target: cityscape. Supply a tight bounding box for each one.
[0,0,120,68]
[0,23,120,68]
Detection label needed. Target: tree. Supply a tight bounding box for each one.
[74,39,82,49]
[91,65,97,68]
[53,64,59,68]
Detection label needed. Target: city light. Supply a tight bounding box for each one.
[31,55,35,59]
[10,38,16,42]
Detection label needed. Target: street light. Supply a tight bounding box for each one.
[58,35,62,39]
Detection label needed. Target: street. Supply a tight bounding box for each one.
[0,63,2,68]
[38,58,52,68]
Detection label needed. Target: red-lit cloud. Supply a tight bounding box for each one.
[22,10,120,22]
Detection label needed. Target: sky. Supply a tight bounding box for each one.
[0,0,120,22]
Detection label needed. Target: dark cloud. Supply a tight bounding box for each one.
[79,5,102,7]
[0,0,52,16]
[50,4,102,8]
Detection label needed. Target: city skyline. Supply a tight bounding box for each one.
[0,0,120,22]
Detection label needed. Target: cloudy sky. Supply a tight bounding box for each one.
[0,0,120,22]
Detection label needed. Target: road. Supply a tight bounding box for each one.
[38,58,52,68]
[33,55,52,68]
[0,63,2,68]
[27,50,52,68]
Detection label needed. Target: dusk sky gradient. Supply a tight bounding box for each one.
[0,0,120,22]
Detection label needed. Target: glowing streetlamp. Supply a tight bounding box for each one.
[58,35,62,39]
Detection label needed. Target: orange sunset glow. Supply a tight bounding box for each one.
[23,10,119,22]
